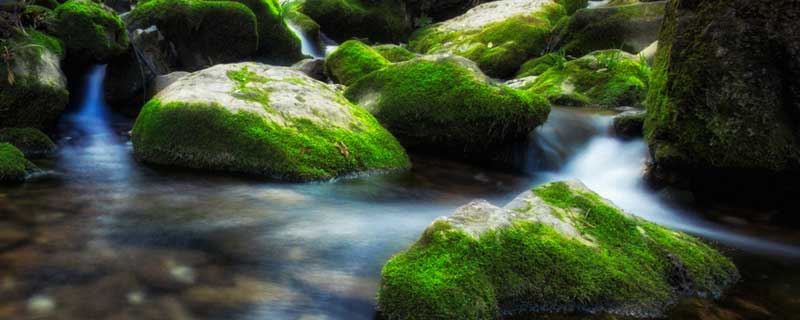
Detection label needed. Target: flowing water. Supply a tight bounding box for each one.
[1,67,800,319]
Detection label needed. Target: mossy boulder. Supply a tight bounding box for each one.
[0,30,69,129]
[325,40,390,85]
[515,51,566,77]
[126,0,259,71]
[0,143,37,184]
[379,181,739,319]
[299,0,411,43]
[344,55,550,153]
[230,0,303,62]
[643,0,800,207]
[373,44,416,63]
[522,49,650,107]
[132,62,410,181]
[0,127,56,158]
[409,0,568,78]
[48,0,129,62]
[558,1,665,57]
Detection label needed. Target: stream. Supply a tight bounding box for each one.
[1,65,800,319]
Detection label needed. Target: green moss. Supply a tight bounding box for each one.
[284,6,320,35]
[48,0,129,61]
[232,0,303,61]
[0,143,36,184]
[0,31,69,129]
[226,66,273,107]
[525,50,650,107]
[127,0,258,70]
[516,51,566,77]
[0,128,56,158]
[345,56,551,153]
[300,0,411,43]
[379,182,739,319]
[325,40,390,85]
[132,94,410,181]
[558,0,588,15]
[410,4,567,78]
[373,44,416,63]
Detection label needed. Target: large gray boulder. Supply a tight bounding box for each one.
[132,62,410,181]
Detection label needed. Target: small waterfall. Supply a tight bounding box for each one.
[286,22,326,59]
[587,0,610,9]
[533,108,800,257]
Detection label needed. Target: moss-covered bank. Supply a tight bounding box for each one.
[48,0,129,62]
[379,181,739,319]
[345,55,550,154]
[0,128,56,158]
[0,143,37,184]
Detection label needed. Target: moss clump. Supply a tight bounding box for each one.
[284,6,320,36]
[379,181,739,319]
[345,55,550,153]
[232,0,303,62]
[516,51,567,77]
[524,49,650,107]
[48,0,129,62]
[127,0,258,71]
[299,0,411,43]
[0,143,37,184]
[410,3,567,78]
[325,40,390,85]
[558,0,588,14]
[558,1,665,57]
[0,30,69,129]
[373,44,416,62]
[0,128,56,158]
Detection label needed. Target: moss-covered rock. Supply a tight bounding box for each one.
[613,109,645,139]
[325,40,389,85]
[344,55,550,153]
[132,62,410,181]
[299,0,411,43]
[643,0,800,207]
[522,49,650,107]
[231,0,303,62]
[0,30,69,129]
[0,128,56,158]
[284,5,321,49]
[515,51,566,77]
[409,0,568,78]
[558,1,665,57]
[373,44,416,62]
[48,0,129,62]
[379,180,739,319]
[0,143,37,184]
[126,0,259,71]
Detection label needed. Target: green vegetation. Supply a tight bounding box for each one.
[516,51,567,77]
[0,143,36,184]
[325,40,390,85]
[232,0,303,61]
[523,50,650,107]
[373,44,416,62]
[48,0,129,62]
[0,30,69,129]
[345,56,550,153]
[127,0,258,70]
[379,181,739,319]
[0,127,56,157]
[300,0,411,43]
[410,3,568,78]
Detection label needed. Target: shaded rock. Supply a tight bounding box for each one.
[0,30,68,129]
[558,1,665,57]
[291,58,325,81]
[613,109,645,138]
[0,128,56,158]
[643,0,800,213]
[149,71,187,97]
[126,0,259,71]
[230,0,303,62]
[378,181,739,319]
[300,0,411,43]
[344,55,550,154]
[131,62,410,181]
[409,0,568,78]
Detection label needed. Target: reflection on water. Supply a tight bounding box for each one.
[1,67,799,320]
